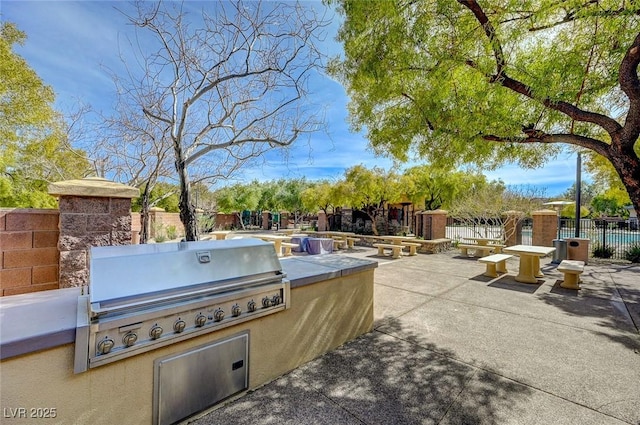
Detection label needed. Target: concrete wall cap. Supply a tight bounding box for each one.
[532,209,558,215]
[424,209,448,215]
[48,177,139,199]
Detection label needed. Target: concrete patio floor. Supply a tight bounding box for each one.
[192,247,640,425]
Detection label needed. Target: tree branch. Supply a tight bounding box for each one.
[457,0,505,77]
[528,4,640,32]
[482,132,610,157]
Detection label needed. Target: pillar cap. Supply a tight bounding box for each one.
[48,177,139,199]
[423,209,448,215]
[532,209,558,216]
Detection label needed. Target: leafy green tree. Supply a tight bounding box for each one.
[401,165,489,210]
[301,181,337,214]
[215,182,262,230]
[252,180,277,218]
[560,204,591,219]
[0,22,89,207]
[132,182,180,213]
[591,187,632,217]
[273,178,313,225]
[329,0,640,218]
[343,165,403,235]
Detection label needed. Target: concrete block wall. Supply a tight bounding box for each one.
[57,196,133,288]
[0,209,60,296]
[148,208,184,239]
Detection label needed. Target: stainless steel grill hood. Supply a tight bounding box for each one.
[89,239,284,316]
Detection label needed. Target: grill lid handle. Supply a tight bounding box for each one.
[196,251,211,263]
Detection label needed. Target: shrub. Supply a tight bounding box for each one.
[152,223,166,242]
[624,243,640,263]
[165,225,178,240]
[592,243,615,259]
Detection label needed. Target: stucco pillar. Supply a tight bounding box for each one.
[423,210,448,240]
[532,209,558,247]
[48,177,139,288]
[413,211,423,237]
[148,207,164,239]
[502,210,524,247]
[262,211,270,230]
[341,208,353,232]
[317,211,327,231]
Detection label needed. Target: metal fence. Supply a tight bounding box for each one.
[556,218,640,260]
[445,217,504,241]
[448,216,640,260]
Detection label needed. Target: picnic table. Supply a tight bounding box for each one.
[206,230,232,240]
[251,234,292,257]
[502,245,556,284]
[313,232,357,249]
[370,235,420,258]
[377,235,416,245]
[460,237,505,256]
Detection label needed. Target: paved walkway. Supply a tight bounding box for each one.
[193,248,640,425]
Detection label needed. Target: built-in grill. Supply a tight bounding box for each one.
[74,238,289,374]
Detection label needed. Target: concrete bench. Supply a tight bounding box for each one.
[372,243,403,259]
[478,254,513,277]
[487,243,505,254]
[458,244,495,257]
[281,242,299,257]
[402,242,422,256]
[332,239,347,250]
[557,260,585,289]
[345,237,360,249]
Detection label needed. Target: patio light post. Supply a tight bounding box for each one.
[575,152,582,237]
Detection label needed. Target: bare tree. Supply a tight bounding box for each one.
[115,0,329,240]
[449,185,546,242]
[96,94,175,243]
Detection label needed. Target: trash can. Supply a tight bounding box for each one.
[565,238,590,264]
[552,239,567,264]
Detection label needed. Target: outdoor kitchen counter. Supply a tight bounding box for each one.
[280,254,377,288]
[0,254,377,360]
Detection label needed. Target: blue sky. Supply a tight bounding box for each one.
[2,1,583,196]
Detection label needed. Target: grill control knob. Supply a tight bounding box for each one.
[213,308,225,322]
[231,304,242,317]
[272,294,282,305]
[97,338,115,355]
[122,332,137,347]
[195,314,207,327]
[149,325,163,340]
[262,296,273,308]
[174,319,186,333]
[247,300,257,312]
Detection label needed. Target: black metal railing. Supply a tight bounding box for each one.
[558,218,640,260]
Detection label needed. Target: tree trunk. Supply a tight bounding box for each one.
[140,182,151,244]
[176,160,198,241]
[236,212,246,230]
[610,148,640,217]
